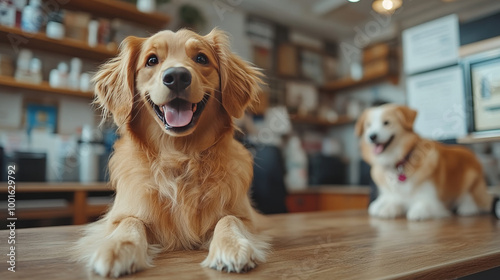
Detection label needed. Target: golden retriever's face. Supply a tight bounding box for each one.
[355,105,417,156]
[136,31,220,136]
[93,29,262,138]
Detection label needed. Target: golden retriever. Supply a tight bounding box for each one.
[355,104,494,221]
[75,29,269,277]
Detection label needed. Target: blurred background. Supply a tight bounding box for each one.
[1,0,500,227]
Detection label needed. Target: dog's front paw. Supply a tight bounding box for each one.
[201,237,267,273]
[90,239,152,278]
[369,198,404,219]
[407,201,450,221]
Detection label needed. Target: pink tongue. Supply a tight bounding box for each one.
[374,144,384,154]
[163,102,193,127]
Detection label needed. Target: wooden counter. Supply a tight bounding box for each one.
[1,210,499,279]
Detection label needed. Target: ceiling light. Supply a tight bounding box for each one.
[372,0,402,14]
[382,0,393,10]
[348,0,360,2]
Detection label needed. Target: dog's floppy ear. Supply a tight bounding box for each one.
[395,106,418,131]
[93,36,144,126]
[355,110,368,138]
[208,29,262,118]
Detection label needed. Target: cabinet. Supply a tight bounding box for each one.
[0,182,111,226]
[286,186,370,213]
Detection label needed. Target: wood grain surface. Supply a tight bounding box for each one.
[1,211,499,280]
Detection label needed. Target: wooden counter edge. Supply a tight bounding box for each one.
[2,182,111,192]
[288,185,370,195]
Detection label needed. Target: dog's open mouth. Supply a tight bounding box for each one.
[150,95,209,132]
[373,135,394,155]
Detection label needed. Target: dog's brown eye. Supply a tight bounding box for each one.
[195,53,209,65]
[383,121,390,126]
[146,55,159,67]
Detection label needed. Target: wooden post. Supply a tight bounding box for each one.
[73,190,88,225]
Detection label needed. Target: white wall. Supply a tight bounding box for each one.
[162,0,251,60]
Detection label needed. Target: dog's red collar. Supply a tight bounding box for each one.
[395,148,414,182]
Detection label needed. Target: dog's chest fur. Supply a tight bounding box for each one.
[108,136,253,250]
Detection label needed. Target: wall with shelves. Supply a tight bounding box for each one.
[0,0,171,133]
[0,0,172,186]
[163,0,252,61]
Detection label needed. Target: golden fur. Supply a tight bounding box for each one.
[355,104,492,221]
[75,29,269,277]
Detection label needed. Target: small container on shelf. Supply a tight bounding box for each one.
[79,72,92,92]
[98,19,111,46]
[0,54,14,76]
[137,0,156,13]
[57,62,69,88]
[79,125,105,183]
[0,0,16,27]
[14,48,33,83]
[29,57,42,84]
[21,0,45,33]
[87,19,99,47]
[64,11,90,42]
[69,57,82,90]
[49,68,60,88]
[13,0,26,28]
[46,11,65,39]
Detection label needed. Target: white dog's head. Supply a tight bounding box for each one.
[355,104,417,163]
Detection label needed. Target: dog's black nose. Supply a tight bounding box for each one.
[162,67,191,91]
[369,134,378,142]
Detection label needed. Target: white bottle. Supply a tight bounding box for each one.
[284,136,308,191]
[79,72,91,92]
[137,0,156,13]
[79,125,104,183]
[29,57,42,84]
[46,21,65,39]
[57,62,69,88]
[88,20,99,47]
[14,49,33,82]
[69,57,82,90]
[21,0,45,33]
[0,1,16,27]
[49,68,60,88]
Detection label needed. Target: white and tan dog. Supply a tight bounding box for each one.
[355,104,494,221]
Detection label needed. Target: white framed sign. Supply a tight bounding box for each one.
[403,14,460,75]
[407,66,467,140]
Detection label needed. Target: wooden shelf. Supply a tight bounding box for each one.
[320,57,398,93]
[460,36,500,58]
[290,115,355,127]
[63,0,170,30]
[0,76,93,98]
[0,25,116,61]
[457,131,500,144]
[320,71,397,92]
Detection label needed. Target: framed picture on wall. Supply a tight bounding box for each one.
[463,49,500,133]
